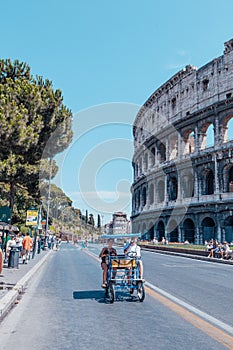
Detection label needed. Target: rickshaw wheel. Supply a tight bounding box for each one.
[109,283,115,303]
[137,282,145,302]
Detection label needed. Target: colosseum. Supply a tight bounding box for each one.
[131,38,233,244]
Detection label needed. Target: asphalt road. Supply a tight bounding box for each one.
[0,243,232,350]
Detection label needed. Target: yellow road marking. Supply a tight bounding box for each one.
[146,286,233,349]
[81,246,233,348]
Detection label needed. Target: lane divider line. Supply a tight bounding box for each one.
[146,281,233,336]
[79,246,233,347]
[146,285,233,349]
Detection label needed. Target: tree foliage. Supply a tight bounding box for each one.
[0,59,73,215]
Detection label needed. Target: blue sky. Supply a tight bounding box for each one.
[1,0,233,224]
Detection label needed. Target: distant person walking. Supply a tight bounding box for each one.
[22,232,33,264]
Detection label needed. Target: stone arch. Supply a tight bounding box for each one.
[168,173,178,201]
[157,142,166,162]
[136,189,141,210]
[169,134,178,160]
[150,146,155,166]
[183,129,195,155]
[167,219,178,242]
[156,220,165,242]
[201,217,216,242]
[183,218,195,243]
[137,223,141,234]
[181,171,194,198]
[202,168,214,195]
[157,179,165,203]
[224,216,233,243]
[200,122,215,150]
[144,152,149,172]
[142,186,147,207]
[148,221,154,240]
[223,163,233,192]
[149,183,154,205]
[222,115,233,143]
[142,222,149,240]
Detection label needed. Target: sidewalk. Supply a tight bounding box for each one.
[0,249,52,320]
[140,245,233,265]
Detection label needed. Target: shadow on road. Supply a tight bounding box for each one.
[73,290,140,303]
[73,290,105,301]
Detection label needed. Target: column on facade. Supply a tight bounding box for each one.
[214,153,220,194]
[147,148,152,169]
[178,224,182,242]
[214,113,220,147]
[177,170,182,201]
[165,137,169,162]
[145,184,150,210]
[194,125,200,152]
[195,225,200,244]
[178,132,183,159]
[216,218,222,242]
[164,174,168,203]
[194,167,199,200]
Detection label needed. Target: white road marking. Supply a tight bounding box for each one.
[146,281,233,336]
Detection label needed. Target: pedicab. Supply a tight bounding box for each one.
[101,233,145,303]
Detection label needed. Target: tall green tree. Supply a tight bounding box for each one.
[0,59,73,214]
[97,214,101,228]
[88,213,95,227]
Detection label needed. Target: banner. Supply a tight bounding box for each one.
[26,209,39,226]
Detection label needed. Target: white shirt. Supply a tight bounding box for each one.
[124,242,141,258]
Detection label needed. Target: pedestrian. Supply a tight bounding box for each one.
[22,232,33,264]
[16,232,23,257]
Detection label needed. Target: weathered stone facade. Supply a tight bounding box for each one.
[131,39,233,244]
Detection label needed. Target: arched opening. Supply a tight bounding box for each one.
[142,222,149,240]
[144,153,148,172]
[156,221,165,242]
[200,123,215,150]
[206,124,215,148]
[157,179,165,203]
[201,217,216,243]
[137,190,141,210]
[169,134,178,160]
[148,222,154,240]
[206,170,214,195]
[224,216,233,243]
[168,175,178,201]
[223,116,233,142]
[228,166,233,192]
[157,143,166,162]
[149,183,154,205]
[181,172,194,198]
[183,218,195,243]
[150,147,155,166]
[183,130,195,154]
[168,219,178,242]
[142,187,147,207]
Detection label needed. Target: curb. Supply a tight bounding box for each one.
[141,246,233,265]
[0,250,53,321]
